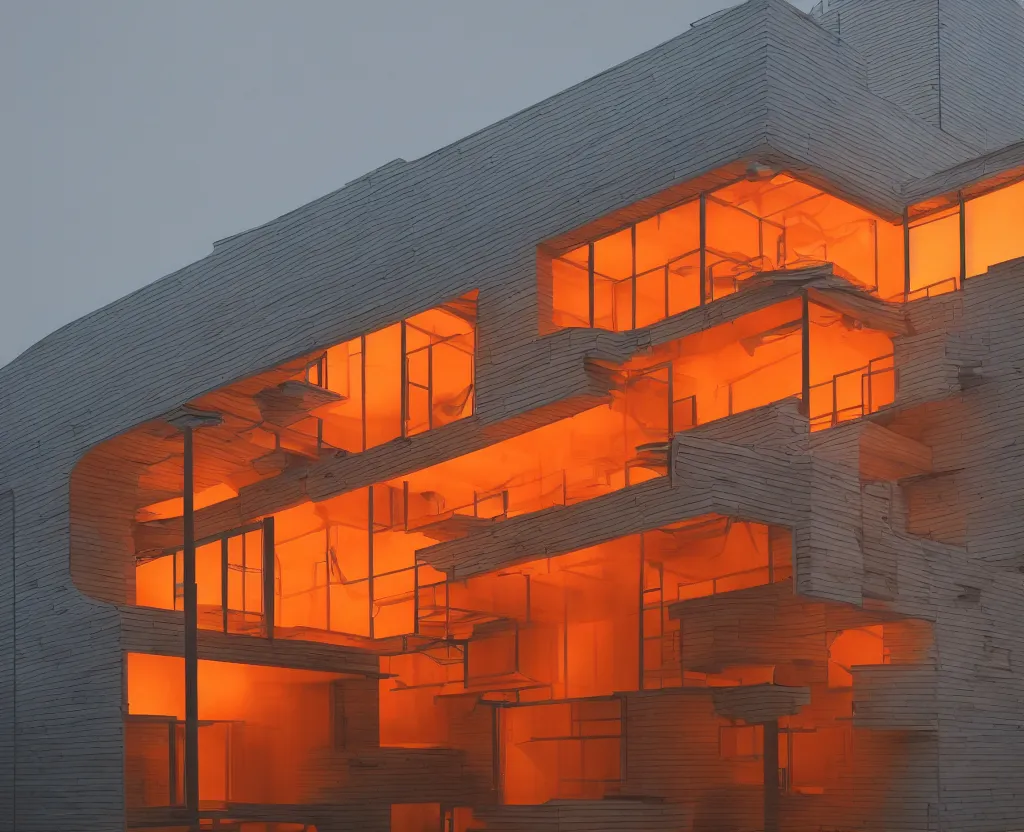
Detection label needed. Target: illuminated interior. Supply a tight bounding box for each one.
[501,698,622,804]
[373,518,792,724]
[548,173,904,331]
[125,653,348,809]
[69,219,918,831]
[672,589,932,805]
[909,177,1024,299]
[130,292,477,526]
[126,296,894,639]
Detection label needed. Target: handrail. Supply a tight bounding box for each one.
[808,353,894,429]
[676,564,774,601]
[906,275,959,302]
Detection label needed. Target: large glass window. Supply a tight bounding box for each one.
[548,174,903,331]
[314,294,477,453]
[965,179,1024,278]
[908,178,1024,299]
[125,653,347,808]
[134,523,266,636]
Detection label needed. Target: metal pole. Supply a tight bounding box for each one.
[763,720,780,832]
[958,192,967,289]
[902,207,911,301]
[800,292,811,417]
[588,243,596,327]
[182,426,199,830]
[262,516,275,640]
[699,193,708,307]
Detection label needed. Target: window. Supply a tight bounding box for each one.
[547,174,903,331]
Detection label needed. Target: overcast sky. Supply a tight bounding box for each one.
[0,0,814,367]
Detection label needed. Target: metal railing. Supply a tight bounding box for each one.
[906,276,959,302]
[808,354,895,431]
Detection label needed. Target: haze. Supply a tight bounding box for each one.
[0,0,813,367]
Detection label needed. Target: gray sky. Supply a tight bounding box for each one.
[0,0,813,367]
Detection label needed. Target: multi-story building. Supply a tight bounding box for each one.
[2,0,1024,829]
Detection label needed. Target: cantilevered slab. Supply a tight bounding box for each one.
[710,683,811,723]
[119,605,382,677]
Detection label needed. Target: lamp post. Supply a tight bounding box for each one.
[166,407,221,831]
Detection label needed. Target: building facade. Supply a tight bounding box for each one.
[3,0,1024,830]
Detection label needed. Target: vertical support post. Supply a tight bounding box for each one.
[631,224,637,330]
[491,706,502,795]
[699,193,708,307]
[763,720,780,832]
[220,536,228,634]
[262,516,275,641]
[182,426,199,831]
[400,320,408,438]
[367,487,375,639]
[168,720,178,806]
[871,218,879,293]
[958,192,967,289]
[638,535,645,691]
[800,292,810,417]
[667,368,675,436]
[427,341,434,431]
[588,243,596,327]
[902,207,911,301]
[360,334,368,452]
[325,528,332,632]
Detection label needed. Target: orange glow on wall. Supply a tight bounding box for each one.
[501,699,622,804]
[137,482,239,522]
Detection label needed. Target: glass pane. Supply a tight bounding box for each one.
[321,338,364,453]
[330,579,370,636]
[373,569,416,638]
[431,340,474,428]
[593,228,632,282]
[196,541,222,631]
[634,266,666,329]
[551,255,591,328]
[909,209,960,294]
[136,555,174,610]
[364,323,403,448]
[965,179,1024,278]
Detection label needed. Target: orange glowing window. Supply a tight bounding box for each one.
[965,178,1024,279]
[909,207,961,298]
[316,293,477,452]
[134,523,265,636]
[806,303,895,430]
[666,519,792,602]
[547,174,902,331]
[550,200,700,332]
[828,625,886,688]
[668,298,804,426]
[125,653,347,807]
[272,485,448,644]
[719,723,763,760]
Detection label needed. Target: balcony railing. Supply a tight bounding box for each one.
[906,276,959,302]
[808,354,895,431]
[125,715,238,811]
